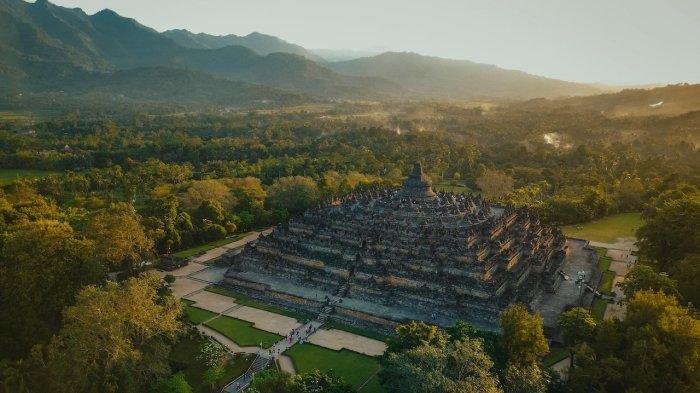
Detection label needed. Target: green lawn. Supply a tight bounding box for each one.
[205,315,281,348]
[560,213,643,243]
[543,345,569,367]
[591,247,616,321]
[433,180,473,194]
[206,285,313,322]
[322,320,389,342]
[169,335,253,393]
[172,233,248,259]
[592,299,609,322]
[286,343,384,393]
[182,300,219,324]
[0,169,61,185]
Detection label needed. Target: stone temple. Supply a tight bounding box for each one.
[224,163,586,334]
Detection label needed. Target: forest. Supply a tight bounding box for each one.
[0,85,698,392]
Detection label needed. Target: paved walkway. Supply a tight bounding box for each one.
[192,229,273,264]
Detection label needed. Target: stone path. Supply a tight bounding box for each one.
[277,355,296,373]
[191,229,274,264]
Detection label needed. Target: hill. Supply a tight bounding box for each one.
[518,83,700,117]
[0,0,399,99]
[328,52,601,100]
[163,29,325,62]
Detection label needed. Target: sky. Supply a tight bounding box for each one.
[47,0,700,86]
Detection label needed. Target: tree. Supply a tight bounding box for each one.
[386,321,449,354]
[502,363,549,393]
[557,307,596,368]
[20,273,183,393]
[568,291,700,393]
[620,265,680,299]
[380,340,502,393]
[85,203,153,270]
[673,253,700,307]
[265,176,320,215]
[636,191,700,271]
[249,369,352,393]
[446,321,506,371]
[151,372,193,393]
[500,304,549,367]
[476,169,514,200]
[0,220,102,359]
[194,199,225,224]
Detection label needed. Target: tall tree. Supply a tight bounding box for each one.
[558,307,596,368]
[0,220,102,359]
[18,273,183,393]
[85,203,153,270]
[500,304,549,367]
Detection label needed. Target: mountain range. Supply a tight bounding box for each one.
[0,0,604,106]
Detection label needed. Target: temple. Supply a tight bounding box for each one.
[224,163,582,333]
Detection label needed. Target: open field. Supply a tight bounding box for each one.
[169,335,253,393]
[560,213,643,243]
[205,315,281,348]
[0,169,61,185]
[182,299,219,324]
[286,343,384,392]
[433,180,474,194]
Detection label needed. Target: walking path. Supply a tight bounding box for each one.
[192,229,274,264]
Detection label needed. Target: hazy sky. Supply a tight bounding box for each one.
[47,0,699,85]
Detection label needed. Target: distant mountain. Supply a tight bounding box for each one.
[328,52,601,100]
[163,29,325,62]
[0,0,399,99]
[310,48,382,62]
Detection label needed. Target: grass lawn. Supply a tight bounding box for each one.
[433,180,473,194]
[206,285,313,322]
[543,345,569,367]
[592,298,609,322]
[182,300,219,324]
[205,315,281,348]
[169,335,253,393]
[286,343,384,393]
[560,213,643,243]
[0,169,61,185]
[322,320,389,342]
[172,233,248,259]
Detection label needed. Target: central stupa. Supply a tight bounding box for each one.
[224,163,567,333]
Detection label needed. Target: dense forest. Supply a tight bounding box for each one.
[0,83,698,392]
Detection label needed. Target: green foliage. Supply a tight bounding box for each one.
[265,176,320,216]
[558,308,597,348]
[249,369,354,393]
[379,339,502,393]
[151,372,193,393]
[0,219,103,359]
[568,291,700,393]
[620,265,680,299]
[7,273,183,393]
[386,321,449,354]
[500,304,549,367]
[637,187,700,270]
